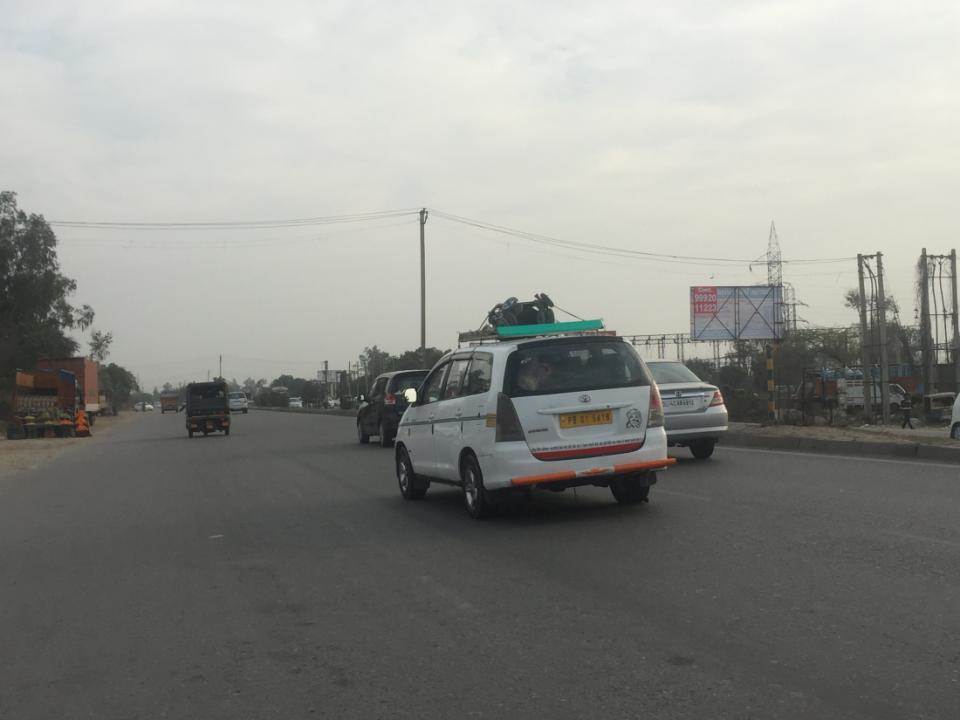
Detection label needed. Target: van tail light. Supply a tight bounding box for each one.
[495,393,526,442]
[710,390,725,407]
[384,393,397,406]
[648,384,664,428]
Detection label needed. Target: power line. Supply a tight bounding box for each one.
[56,218,417,249]
[429,209,856,267]
[49,208,420,230]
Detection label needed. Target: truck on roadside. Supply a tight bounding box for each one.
[36,357,100,418]
[7,369,80,439]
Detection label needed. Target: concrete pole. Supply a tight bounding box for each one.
[920,248,933,399]
[951,249,960,392]
[876,253,891,423]
[419,208,428,364]
[857,254,873,423]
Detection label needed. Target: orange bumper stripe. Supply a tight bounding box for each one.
[613,458,677,473]
[511,458,675,487]
[511,470,577,486]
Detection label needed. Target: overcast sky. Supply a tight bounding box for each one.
[3,1,958,389]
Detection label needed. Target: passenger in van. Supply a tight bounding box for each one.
[517,357,553,392]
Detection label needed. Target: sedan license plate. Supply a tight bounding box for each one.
[559,410,613,429]
[667,398,697,409]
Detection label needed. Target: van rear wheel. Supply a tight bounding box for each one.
[689,439,716,459]
[358,422,370,444]
[610,474,652,504]
[951,424,960,440]
[462,454,492,519]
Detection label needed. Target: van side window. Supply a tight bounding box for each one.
[370,377,387,401]
[442,358,472,399]
[464,353,493,395]
[420,363,450,405]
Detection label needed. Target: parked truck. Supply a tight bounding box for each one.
[7,369,80,439]
[36,357,100,416]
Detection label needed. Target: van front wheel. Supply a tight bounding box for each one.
[951,424,960,440]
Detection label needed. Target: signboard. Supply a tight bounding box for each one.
[690,285,783,341]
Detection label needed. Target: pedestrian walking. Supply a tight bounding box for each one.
[901,397,914,429]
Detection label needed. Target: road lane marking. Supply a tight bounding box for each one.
[719,445,960,471]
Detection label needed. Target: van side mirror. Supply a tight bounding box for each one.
[403,388,418,404]
[358,394,366,403]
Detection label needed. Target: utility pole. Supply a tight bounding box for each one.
[951,249,960,391]
[219,355,222,380]
[419,208,428,364]
[876,253,891,423]
[920,248,933,397]
[857,254,873,423]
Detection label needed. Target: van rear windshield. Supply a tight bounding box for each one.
[504,339,650,398]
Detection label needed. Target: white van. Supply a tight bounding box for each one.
[837,379,907,412]
[395,332,673,518]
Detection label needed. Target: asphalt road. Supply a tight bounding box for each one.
[1,410,958,719]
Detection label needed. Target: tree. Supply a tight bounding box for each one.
[0,191,95,376]
[88,329,113,362]
[359,346,393,376]
[99,363,139,410]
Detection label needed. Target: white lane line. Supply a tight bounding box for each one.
[656,489,712,502]
[719,445,960,471]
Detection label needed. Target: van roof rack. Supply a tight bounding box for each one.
[458,319,606,346]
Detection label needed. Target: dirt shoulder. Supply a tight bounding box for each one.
[729,422,955,446]
[0,413,135,479]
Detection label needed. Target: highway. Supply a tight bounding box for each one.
[1,410,958,719]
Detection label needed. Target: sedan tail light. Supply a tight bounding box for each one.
[648,384,664,427]
[710,390,725,407]
[495,393,525,442]
[384,393,397,406]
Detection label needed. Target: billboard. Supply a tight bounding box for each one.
[690,285,783,341]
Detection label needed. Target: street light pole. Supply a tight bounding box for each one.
[420,208,428,364]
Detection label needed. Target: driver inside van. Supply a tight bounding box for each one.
[517,356,553,392]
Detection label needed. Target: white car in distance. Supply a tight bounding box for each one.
[228,392,249,414]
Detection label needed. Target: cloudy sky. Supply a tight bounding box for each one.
[3,1,958,388]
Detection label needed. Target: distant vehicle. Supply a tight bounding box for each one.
[357,369,429,447]
[185,381,230,437]
[950,395,960,439]
[394,326,672,518]
[645,360,727,459]
[288,397,304,408]
[134,401,155,412]
[838,379,908,414]
[228,391,249,414]
[928,392,956,424]
[160,392,179,413]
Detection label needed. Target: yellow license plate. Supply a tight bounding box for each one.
[559,410,613,429]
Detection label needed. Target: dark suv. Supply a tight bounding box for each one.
[357,370,429,447]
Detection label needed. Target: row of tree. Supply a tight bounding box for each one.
[1,192,140,413]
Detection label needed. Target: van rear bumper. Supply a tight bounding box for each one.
[481,427,670,490]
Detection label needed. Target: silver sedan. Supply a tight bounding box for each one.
[646,360,728,459]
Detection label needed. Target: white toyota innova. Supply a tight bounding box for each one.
[394,333,673,518]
